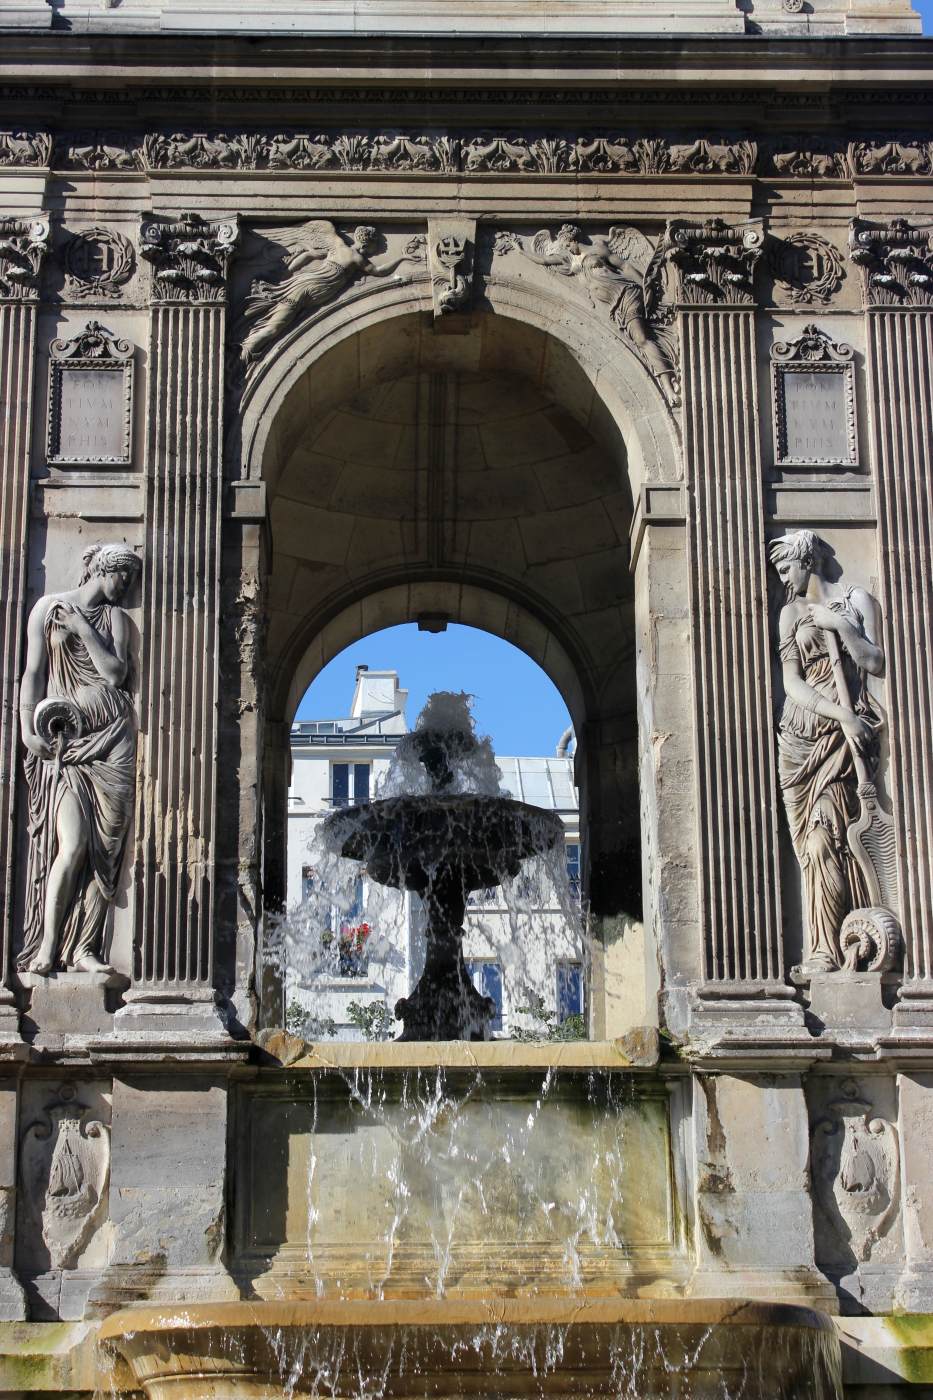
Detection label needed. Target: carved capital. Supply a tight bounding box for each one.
[140,210,239,304]
[850,217,933,309]
[0,216,50,303]
[662,217,764,307]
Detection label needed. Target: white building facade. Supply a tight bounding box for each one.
[286,668,582,1040]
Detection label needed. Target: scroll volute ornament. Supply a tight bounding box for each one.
[662,216,765,306]
[849,217,933,308]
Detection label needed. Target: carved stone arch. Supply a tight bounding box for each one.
[277,570,592,733]
[234,271,682,499]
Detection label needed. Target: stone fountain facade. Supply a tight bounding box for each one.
[1,1,933,1394]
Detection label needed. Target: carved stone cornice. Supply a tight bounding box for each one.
[139,211,239,304]
[0,216,50,303]
[850,217,933,309]
[662,217,764,307]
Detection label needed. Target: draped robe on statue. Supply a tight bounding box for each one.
[776,592,882,969]
[19,600,135,970]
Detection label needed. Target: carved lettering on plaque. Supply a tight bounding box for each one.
[46,321,133,467]
[771,324,857,468]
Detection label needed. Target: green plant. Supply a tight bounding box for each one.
[284,999,337,1040]
[347,999,396,1041]
[512,992,586,1043]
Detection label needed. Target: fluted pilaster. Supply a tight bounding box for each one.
[668,220,793,1013]
[0,217,49,1034]
[853,218,933,1025]
[124,213,238,1031]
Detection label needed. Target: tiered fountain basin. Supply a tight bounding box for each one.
[97,1297,842,1400]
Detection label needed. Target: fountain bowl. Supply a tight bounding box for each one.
[322,794,565,894]
[98,1297,842,1400]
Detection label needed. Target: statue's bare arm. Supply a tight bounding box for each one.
[19,598,52,758]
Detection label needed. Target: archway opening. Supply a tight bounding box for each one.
[283,624,581,1043]
[256,311,652,1039]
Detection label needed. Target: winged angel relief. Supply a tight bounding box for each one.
[240,220,425,363]
[495,224,677,403]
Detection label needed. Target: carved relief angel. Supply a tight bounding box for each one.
[495,223,676,401]
[240,220,425,363]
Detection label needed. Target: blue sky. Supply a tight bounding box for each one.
[295,624,573,758]
[919,0,932,26]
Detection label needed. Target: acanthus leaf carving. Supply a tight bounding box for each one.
[140,210,239,304]
[769,141,850,179]
[20,1084,110,1272]
[238,220,424,366]
[848,138,933,177]
[0,216,50,303]
[849,217,933,308]
[0,129,52,168]
[811,1079,900,1265]
[662,216,764,306]
[766,231,846,306]
[494,223,678,403]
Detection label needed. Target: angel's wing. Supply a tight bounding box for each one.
[607,225,655,276]
[534,228,572,262]
[265,218,345,257]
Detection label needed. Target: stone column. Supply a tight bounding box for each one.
[668,219,803,1042]
[116,212,240,1043]
[851,219,933,1036]
[0,216,49,1045]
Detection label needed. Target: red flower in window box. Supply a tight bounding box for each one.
[338,921,371,976]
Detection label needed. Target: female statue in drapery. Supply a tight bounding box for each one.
[17,544,141,977]
[769,530,886,974]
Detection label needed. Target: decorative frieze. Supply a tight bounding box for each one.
[46,321,134,466]
[662,216,764,307]
[850,218,933,309]
[140,211,239,304]
[770,325,857,468]
[0,130,51,167]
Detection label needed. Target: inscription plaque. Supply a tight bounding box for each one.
[47,321,133,467]
[771,324,857,469]
[781,370,850,462]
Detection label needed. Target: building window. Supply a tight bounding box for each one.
[466,959,504,1033]
[556,960,585,1024]
[565,841,581,900]
[331,761,371,807]
[336,876,369,976]
[301,865,316,902]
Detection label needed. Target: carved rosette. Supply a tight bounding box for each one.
[19,1085,110,1271]
[850,218,933,309]
[140,211,240,304]
[663,217,764,306]
[0,217,50,303]
[811,1080,900,1265]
